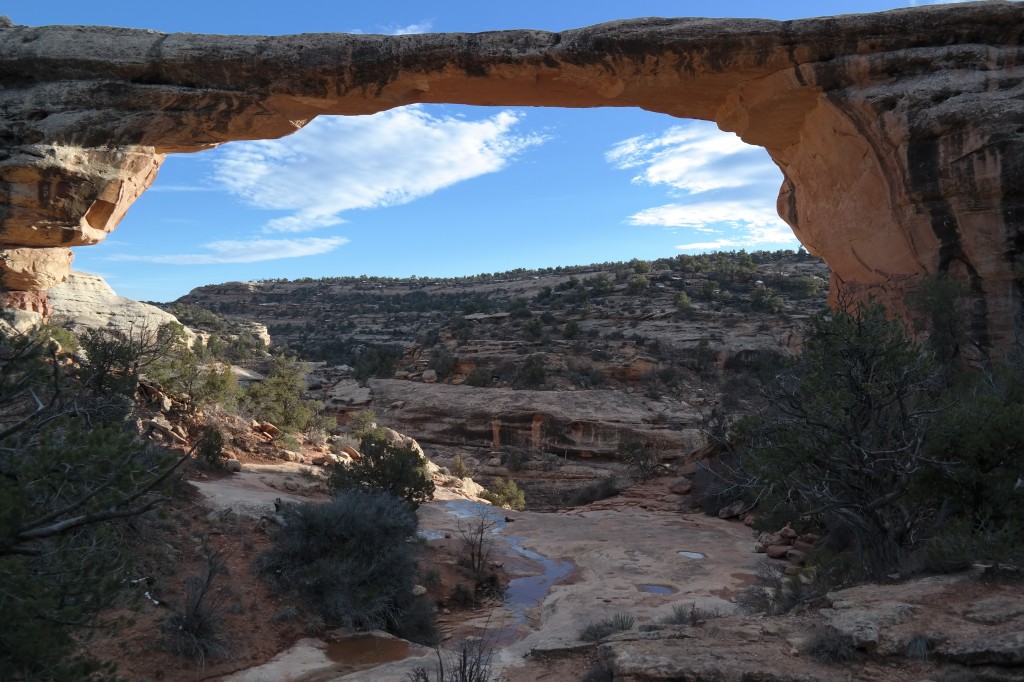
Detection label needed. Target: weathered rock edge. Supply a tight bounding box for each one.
[1,2,1022,352]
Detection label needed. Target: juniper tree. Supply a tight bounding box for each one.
[0,329,188,679]
[742,300,952,578]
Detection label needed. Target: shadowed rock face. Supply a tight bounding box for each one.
[1,2,1022,352]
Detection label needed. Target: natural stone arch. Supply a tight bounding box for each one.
[0,2,1021,352]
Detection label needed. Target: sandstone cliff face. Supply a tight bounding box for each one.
[0,3,1022,351]
[48,271,190,339]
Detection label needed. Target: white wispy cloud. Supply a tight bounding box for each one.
[606,126,764,194]
[607,121,798,251]
[214,106,546,234]
[107,237,349,265]
[386,20,434,35]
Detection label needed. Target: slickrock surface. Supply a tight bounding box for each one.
[0,3,1022,351]
[47,270,186,335]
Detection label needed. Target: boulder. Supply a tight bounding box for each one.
[963,596,1024,626]
[225,459,242,472]
[819,601,918,654]
[667,476,692,495]
[338,445,360,460]
[940,631,1024,667]
[0,308,42,334]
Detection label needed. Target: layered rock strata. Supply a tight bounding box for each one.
[0,2,1022,350]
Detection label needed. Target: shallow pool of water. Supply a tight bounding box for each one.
[678,550,706,559]
[325,634,410,670]
[439,499,575,644]
[504,539,574,609]
[443,499,506,527]
[638,584,677,595]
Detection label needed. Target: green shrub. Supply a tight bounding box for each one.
[805,626,858,664]
[450,454,470,479]
[579,613,635,642]
[196,426,224,468]
[39,323,80,354]
[422,569,441,588]
[327,431,435,508]
[303,614,326,637]
[617,440,660,482]
[347,409,378,439]
[429,350,457,380]
[663,602,722,626]
[0,330,186,680]
[499,447,529,472]
[162,548,231,667]
[481,478,526,511]
[923,367,1024,571]
[790,276,823,299]
[241,354,322,432]
[750,285,785,313]
[740,301,945,579]
[273,434,300,454]
[353,344,402,382]
[627,275,650,295]
[255,491,434,642]
[904,633,937,661]
[515,355,546,389]
[466,366,491,387]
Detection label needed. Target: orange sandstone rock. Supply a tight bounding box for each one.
[0,4,1021,351]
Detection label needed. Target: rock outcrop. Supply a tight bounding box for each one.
[1,3,1022,351]
[368,378,696,458]
[48,271,190,338]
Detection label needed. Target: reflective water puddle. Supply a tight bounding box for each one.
[325,634,411,671]
[440,500,574,644]
[678,550,706,559]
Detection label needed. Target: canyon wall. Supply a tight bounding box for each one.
[0,2,1022,352]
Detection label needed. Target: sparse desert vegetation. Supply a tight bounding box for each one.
[2,251,1022,681]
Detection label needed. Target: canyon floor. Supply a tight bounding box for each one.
[46,256,1022,680]
[126,463,1021,682]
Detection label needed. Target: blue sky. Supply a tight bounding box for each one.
[15,0,977,301]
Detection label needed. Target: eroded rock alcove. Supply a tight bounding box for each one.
[0,2,1022,351]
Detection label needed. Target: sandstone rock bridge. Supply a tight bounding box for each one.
[1,2,1022,353]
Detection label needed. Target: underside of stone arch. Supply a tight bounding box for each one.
[0,2,1022,353]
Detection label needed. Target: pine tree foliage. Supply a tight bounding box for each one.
[0,329,188,679]
[742,301,953,578]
